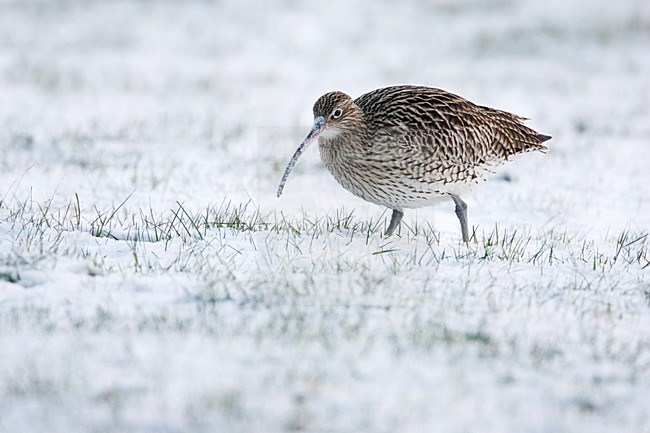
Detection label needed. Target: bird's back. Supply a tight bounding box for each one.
[354,85,550,182]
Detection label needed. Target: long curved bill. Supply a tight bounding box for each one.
[277,116,325,197]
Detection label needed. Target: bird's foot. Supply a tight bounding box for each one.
[385,209,404,237]
[450,194,470,243]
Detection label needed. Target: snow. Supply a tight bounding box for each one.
[1,0,649,432]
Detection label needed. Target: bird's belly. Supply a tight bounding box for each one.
[321,156,472,210]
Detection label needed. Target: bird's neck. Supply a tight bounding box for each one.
[318,127,368,175]
[318,123,369,151]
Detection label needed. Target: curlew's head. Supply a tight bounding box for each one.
[277,91,363,197]
[312,91,364,140]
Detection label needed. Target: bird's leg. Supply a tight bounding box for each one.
[450,195,469,243]
[385,209,404,237]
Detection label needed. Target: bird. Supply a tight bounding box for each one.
[277,85,550,242]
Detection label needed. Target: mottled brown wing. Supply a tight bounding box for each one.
[355,86,548,183]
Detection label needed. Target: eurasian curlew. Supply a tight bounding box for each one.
[277,85,551,242]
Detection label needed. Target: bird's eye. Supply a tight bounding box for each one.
[332,108,343,119]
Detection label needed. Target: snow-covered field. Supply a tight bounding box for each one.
[1,1,649,432]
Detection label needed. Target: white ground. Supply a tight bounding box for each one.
[1,1,649,432]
